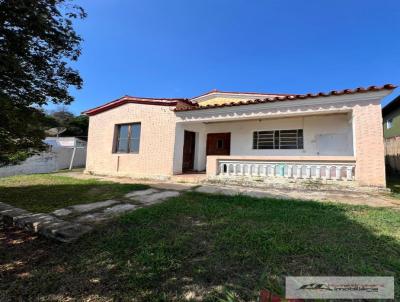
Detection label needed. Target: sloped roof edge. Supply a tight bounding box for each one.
[175,84,397,112]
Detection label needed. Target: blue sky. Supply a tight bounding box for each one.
[61,0,400,115]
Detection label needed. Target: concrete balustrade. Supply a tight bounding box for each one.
[217,160,355,181]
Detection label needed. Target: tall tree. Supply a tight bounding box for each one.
[49,107,89,138]
[0,0,86,165]
[50,106,75,125]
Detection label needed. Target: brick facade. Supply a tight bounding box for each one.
[86,103,177,179]
[353,102,386,186]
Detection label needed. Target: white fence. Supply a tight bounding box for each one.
[218,160,355,181]
[0,148,86,178]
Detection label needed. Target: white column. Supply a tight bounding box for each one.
[287,165,293,178]
[305,165,311,179]
[270,165,276,177]
[219,163,224,175]
[335,166,341,180]
[325,166,331,180]
[346,166,353,181]
[256,164,261,176]
[249,164,254,176]
[240,164,244,175]
[233,164,238,176]
[263,165,268,177]
[315,166,321,179]
[296,165,302,178]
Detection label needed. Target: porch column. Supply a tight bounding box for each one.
[352,103,386,187]
[206,156,219,177]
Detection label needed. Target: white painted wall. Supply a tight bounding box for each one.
[173,113,353,173]
[0,153,57,177]
[0,143,87,178]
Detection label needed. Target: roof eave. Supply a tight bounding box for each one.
[175,84,397,112]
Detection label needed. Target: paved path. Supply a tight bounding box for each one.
[0,202,92,243]
[195,185,400,208]
[59,172,400,209]
[0,187,184,242]
[56,188,182,224]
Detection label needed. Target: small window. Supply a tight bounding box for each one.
[115,123,141,153]
[253,129,303,149]
[387,119,393,129]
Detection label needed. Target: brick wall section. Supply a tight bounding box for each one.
[86,103,177,178]
[353,102,386,187]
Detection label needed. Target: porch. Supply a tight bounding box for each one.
[175,112,357,184]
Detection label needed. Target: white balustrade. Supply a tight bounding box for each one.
[218,161,355,181]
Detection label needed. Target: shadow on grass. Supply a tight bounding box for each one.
[0,178,148,213]
[388,175,400,198]
[1,192,399,301]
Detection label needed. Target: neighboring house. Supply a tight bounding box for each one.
[382,95,400,138]
[0,137,87,178]
[83,84,396,188]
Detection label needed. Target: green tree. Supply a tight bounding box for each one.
[50,106,75,126]
[65,114,88,138]
[0,0,86,166]
[48,107,88,138]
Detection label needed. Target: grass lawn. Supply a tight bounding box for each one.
[0,174,148,213]
[1,175,399,301]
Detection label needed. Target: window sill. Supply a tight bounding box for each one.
[112,152,140,155]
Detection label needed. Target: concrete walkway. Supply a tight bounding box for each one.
[59,171,400,209]
[0,202,92,243]
[59,188,181,224]
[0,187,184,242]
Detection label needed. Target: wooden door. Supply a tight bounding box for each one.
[182,131,196,171]
[206,133,231,155]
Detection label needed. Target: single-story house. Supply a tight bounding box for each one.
[382,95,400,138]
[83,84,396,188]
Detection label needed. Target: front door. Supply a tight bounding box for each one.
[206,133,231,155]
[182,131,196,172]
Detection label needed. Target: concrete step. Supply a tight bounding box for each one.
[0,202,92,243]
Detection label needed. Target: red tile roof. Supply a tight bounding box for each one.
[175,84,397,112]
[190,89,293,100]
[83,84,397,116]
[83,96,197,116]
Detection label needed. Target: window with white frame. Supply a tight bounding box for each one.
[387,119,393,129]
[114,123,141,153]
[253,129,303,149]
